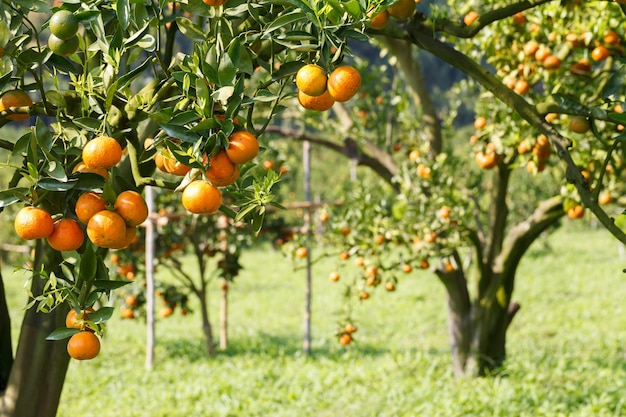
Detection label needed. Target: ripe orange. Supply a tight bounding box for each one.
[82,136,123,169]
[339,251,350,260]
[569,116,590,134]
[14,206,55,240]
[339,333,352,345]
[162,150,191,176]
[66,308,95,329]
[387,0,415,19]
[368,9,390,30]
[226,131,259,164]
[354,256,365,267]
[359,291,370,300]
[111,226,138,250]
[344,323,358,334]
[420,259,430,269]
[114,190,149,226]
[365,265,378,277]
[517,140,532,154]
[125,294,138,306]
[0,90,33,121]
[295,247,308,258]
[86,210,128,248]
[473,116,487,129]
[437,206,451,219]
[181,180,222,214]
[604,30,619,45]
[409,149,421,162]
[160,307,174,318]
[298,89,335,111]
[567,204,584,219]
[327,66,361,102]
[47,219,84,252]
[203,0,225,5]
[542,55,561,70]
[591,45,610,62]
[72,162,109,180]
[463,11,479,26]
[402,263,412,273]
[67,331,100,360]
[206,150,239,186]
[416,163,431,178]
[295,64,328,97]
[598,191,612,205]
[570,59,591,75]
[533,134,551,161]
[75,192,108,224]
[475,151,499,169]
[512,12,526,25]
[328,271,340,282]
[385,282,396,292]
[522,40,539,57]
[513,79,530,95]
[120,307,135,319]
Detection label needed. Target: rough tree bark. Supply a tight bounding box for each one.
[0,243,71,417]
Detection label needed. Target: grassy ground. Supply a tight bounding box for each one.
[3,223,626,416]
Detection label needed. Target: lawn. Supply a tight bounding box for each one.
[3,223,626,416]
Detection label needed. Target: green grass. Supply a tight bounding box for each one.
[3,224,626,416]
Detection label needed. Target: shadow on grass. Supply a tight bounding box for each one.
[161,330,400,363]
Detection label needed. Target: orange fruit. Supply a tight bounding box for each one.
[463,11,479,26]
[66,308,95,329]
[49,10,79,40]
[598,191,612,205]
[327,66,361,102]
[328,271,340,282]
[385,282,396,292]
[512,12,526,25]
[47,219,84,252]
[160,307,173,317]
[203,0,225,5]
[354,256,365,267]
[437,206,451,219]
[475,151,498,169]
[181,180,222,214]
[295,64,328,97]
[569,116,590,134]
[513,79,530,95]
[120,307,135,319]
[604,30,619,45]
[14,206,55,240]
[111,226,138,250]
[86,210,128,248]
[162,150,191,176]
[82,136,123,169]
[542,55,561,70]
[67,331,100,360]
[295,247,308,258]
[339,333,352,345]
[75,192,107,224]
[206,150,239,186]
[72,162,109,180]
[368,9,389,30]
[365,265,378,277]
[416,163,431,178]
[225,131,259,164]
[567,204,584,219]
[473,116,487,129]
[402,263,412,273]
[344,323,358,334]
[387,0,415,19]
[591,45,610,62]
[409,149,421,162]
[125,294,138,306]
[0,90,33,121]
[298,89,335,111]
[114,190,148,226]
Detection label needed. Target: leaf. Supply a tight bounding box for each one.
[601,71,624,100]
[159,123,201,143]
[176,17,207,41]
[91,279,132,289]
[218,54,237,86]
[46,327,80,341]
[125,20,153,48]
[88,306,114,322]
[265,11,309,35]
[117,0,131,31]
[78,245,97,282]
[212,86,235,105]
[0,188,29,208]
[271,61,303,80]
[117,56,152,90]
[73,117,102,131]
[37,178,75,191]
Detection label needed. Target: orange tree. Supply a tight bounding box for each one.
[0,0,625,414]
[270,0,626,377]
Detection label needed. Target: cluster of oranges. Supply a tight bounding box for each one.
[367,0,418,30]
[295,64,362,111]
[65,308,100,360]
[153,129,259,214]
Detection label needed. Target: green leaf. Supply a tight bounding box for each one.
[88,306,114,322]
[79,245,97,282]
[265,11,309,35]
[212,86,235,105]
[218,54,237,86]
[117,0,131,31]
[601,71,624,100]
[37,178,75,191]
[125,20,153,48]
[92,279,132,289]
[46,327,80,341]
[176,17,207,41]
[73,117,102,131]
[159,123,201,143]
[117,56,152,90]
[0,188,29,208]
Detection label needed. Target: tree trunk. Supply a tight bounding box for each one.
[219,285,227,351]
[198,293,215,355]
[0,243,70,417]
[0,270,13,393]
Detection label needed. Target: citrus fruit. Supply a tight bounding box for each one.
[86,210,128,248]
[109,225,138,250]
[591,45,610,62]
[49,10,79,40]
[295,64,327,97]
[225,131,259,164]
[387,0,415,19]
[327,66,361,102]
[48,34,79,56]
[67,331,100,360]
[569,116,590,134]
[463,11,479,26]
[162,150,191,176]
[297,89,335,111]
[72,162,109,179]
[66,308,95,329]
[206,150,239,186]
[114,190,148,226]
[82,136,123,169]
[181,180,222,214]
[75,192,107,224]
[203,0,225,5]
[368,9,390,30]
[295,247,308,258]
[0,90,33,121]
[14,206,55,240]
[47,219,84,251]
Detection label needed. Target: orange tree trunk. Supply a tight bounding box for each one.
[0,271,12,393]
